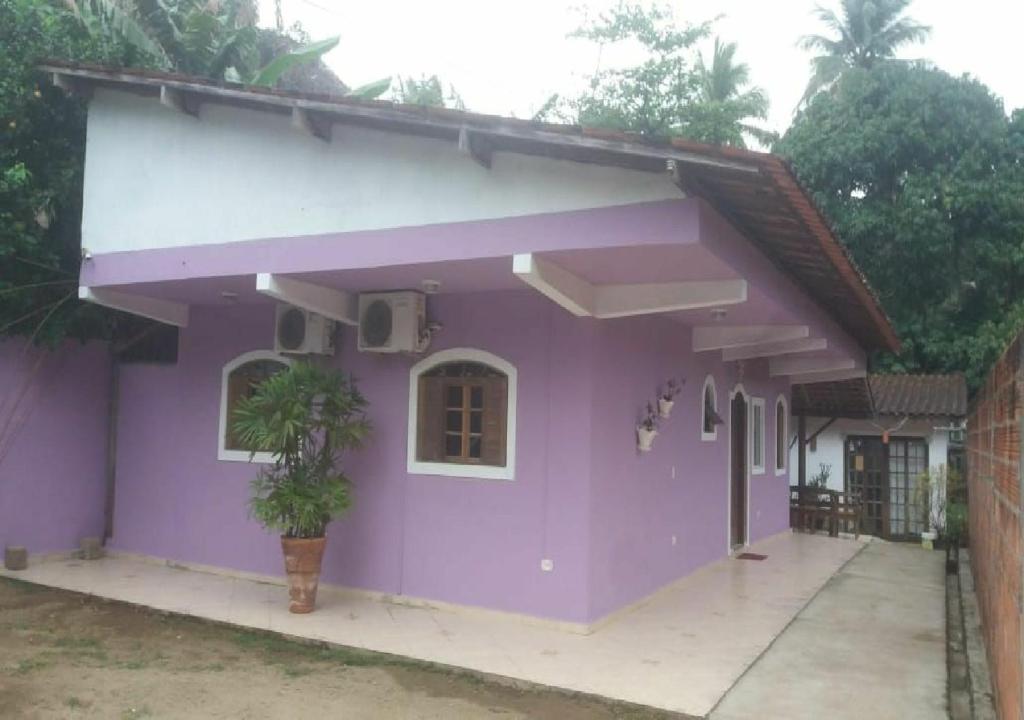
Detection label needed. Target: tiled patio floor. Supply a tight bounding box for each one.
[1,532,863,717]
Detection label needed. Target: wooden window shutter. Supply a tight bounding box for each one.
[417,375,446,462]
[480,376,508,467]
[225,370,251,451]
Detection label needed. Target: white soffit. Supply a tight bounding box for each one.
[78,286,188,327]
[513,253,746,319]
[769,357,857,378]
[255,273,358,326]
[722,337,828,361]
[693,325,809,352]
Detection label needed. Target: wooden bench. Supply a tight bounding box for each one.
[790,487,862,538]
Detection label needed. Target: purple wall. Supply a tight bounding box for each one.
[111,293,596,622]
[109,291,791,623]
[0,339,111,554]
[586,315,791,619]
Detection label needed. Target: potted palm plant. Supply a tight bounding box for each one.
[233,362,370,614]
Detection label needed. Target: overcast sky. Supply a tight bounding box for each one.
[261,0,1022,135]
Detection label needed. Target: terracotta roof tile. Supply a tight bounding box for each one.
[868,374,967,418]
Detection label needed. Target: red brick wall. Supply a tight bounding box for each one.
[968,335,1024,720]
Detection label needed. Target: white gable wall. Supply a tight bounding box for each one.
[790,417,953,492]
[81,89,683,255]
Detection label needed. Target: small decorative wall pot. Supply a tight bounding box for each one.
[637,427,658,452]
[658,398,675,418]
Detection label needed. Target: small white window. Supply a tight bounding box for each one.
[775,395,788,475]
[751,397,765,474]
[218,350,293,463]
[701,375,720,441]
[408,348,517,480]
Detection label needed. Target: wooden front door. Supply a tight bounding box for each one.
[845,436,929,539]
[846,436,887,537]
[731,392,748,548]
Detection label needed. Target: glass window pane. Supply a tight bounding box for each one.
[469,436,482,459]
[470,412,482,434]
[470,386,484,409]
[446,411,462,432]
[446,385,463,408]
[445,435,462,457]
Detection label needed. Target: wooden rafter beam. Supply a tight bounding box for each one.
[458,126,492,169]
[51,72,92,100]
[159,86,200,117]
[291,107,332,142]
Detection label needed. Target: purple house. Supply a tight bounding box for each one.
[8,62,897,630]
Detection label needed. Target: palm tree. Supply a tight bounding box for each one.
[689,38,775,148]
[799,0,930,102]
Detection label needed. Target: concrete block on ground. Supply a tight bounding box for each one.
[4,546,27,571]
[80,537,103,560]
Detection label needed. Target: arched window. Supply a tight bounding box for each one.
[701,375,720,441]
[750,397,766,474]
[218,350,292,463]
[408,348,517,480]
[775,395,788,475]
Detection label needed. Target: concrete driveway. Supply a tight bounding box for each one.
[711,540,948,720]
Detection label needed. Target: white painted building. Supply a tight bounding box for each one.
[790,374,966,540]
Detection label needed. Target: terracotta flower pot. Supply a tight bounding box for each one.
[280,536,327,613]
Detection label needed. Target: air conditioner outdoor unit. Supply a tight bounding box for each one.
[358,291,430,354]
[274,304,335,355]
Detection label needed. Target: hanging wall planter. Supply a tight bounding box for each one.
[658,398,675,418]
[658,378,684,418]
[637,403,660,452]
[637,426,658,452]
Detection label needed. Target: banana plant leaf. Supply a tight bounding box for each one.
[346,77,392,100]
[249,36,340,87]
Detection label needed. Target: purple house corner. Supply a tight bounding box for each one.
[0,62,898,628]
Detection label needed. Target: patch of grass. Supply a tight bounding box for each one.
[14,657,50,675]
[54,636,103,650]
[65,696,84,709]
[282,664,313,678]
[0,577,44,594]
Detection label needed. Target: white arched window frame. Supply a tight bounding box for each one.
[217,350,293,464]
[701,374,718,441]
[407,347,518,481]
[775,394,789,476]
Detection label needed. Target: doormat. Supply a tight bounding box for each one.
[736,553,767,561]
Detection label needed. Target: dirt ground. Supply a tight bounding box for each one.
[0,578,670,719]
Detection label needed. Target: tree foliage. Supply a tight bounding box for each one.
[538,4,771,148]
[0,0,143,346]
[777,63,1024,389]
[689,37,776,147]
[393,75,464,109]
[0,0,382,347]
[799,0,930,103]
